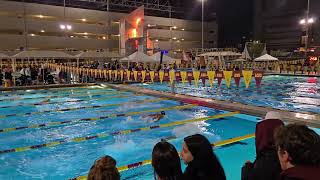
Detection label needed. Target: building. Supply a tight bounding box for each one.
[0,0,218,56]
[254,0,319,51]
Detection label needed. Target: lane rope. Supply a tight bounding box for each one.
[0,104,194,133]
[0,95,164,119]
[72,133,255,180]
[0,89,128,102]
[0,86,109,97]
[0,93,143,109]
[0,112,238,154]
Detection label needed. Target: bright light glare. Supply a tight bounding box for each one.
[66,25,72,30]
[308,18,314,23]
[60,24,66,30]
[300,19,306,24]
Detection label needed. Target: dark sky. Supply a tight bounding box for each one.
[173,0,254,48]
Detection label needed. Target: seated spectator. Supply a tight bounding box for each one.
[242,111,284,180]
[152,141,183,180]
[88,155,120,180]
[275,124,320,180]
[181,134,226,180]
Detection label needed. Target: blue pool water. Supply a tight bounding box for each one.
[133,75,320,114]
[0,86,261,180]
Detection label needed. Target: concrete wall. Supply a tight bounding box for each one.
[0,0,218,52]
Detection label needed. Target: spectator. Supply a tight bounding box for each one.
[88,156,120,180]
[152,141,183,180]
[275,124,320,180]
[242,111,284,180]
[0,69,3,86]
[181,134,226,180]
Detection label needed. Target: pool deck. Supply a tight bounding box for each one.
[265,73,320,77]
[106,83,320,128]
[0,83,96,91]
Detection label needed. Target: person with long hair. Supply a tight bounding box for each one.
[87,155,120,180]
[152,141,183,180]
[275,124,320,180]
[181,134,226,180]
[242,111,284,180]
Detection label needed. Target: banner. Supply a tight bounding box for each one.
[133,71,138,81]
[254,70,263,87]
[104,70,107,79]
[164,71,169,82]
[242,70,253,88]
[200,72,207,87]
[141,70,146,82]
[169,70,175,84]
[193,71,200,87]
[175,71,181,83]
[125,70,130,81]
[159,71,164,83]
[216,71,224,86]
[187,72,193,85]
[114,70,118,80]
[207,71,215,87]
[108,70,112,80]
[223,71,233,88]
[120,70,124,81]
[233,71,241,87]
[150,71,155,83]
[180,71,187,84]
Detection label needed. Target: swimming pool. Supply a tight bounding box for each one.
[0,86,263,180]
[133,75,320,114]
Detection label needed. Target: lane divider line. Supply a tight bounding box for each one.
[0,94,160,119]
[0,112,238,154]
[0,93,144,109]
[72,133,255,180]
[0,104,194,133]
[0,90,128,102]
[0,86,112,97]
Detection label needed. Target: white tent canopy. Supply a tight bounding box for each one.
[198,51,242,57]
[151,52,174,63]
[75,51,121,59]
[0,53,9,59]
[120,57,129,61]
[124,51,154,63]
[233,58,247,62]
[254,54,278,62]
[13,50,74,59]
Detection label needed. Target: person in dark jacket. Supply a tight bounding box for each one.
[275,124,320,180]
[181,134,226,180]
[242,111,284,180]
[152,141,183,180]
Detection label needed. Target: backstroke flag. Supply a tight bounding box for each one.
[223,71,233,88]
[207,71,215,87]
[242,70,253,88]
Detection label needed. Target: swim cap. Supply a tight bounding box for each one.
[161,111,166,115]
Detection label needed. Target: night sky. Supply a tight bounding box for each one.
[173,0,254,49]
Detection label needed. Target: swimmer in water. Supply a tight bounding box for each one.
[40,99,50,104]
[141,111,166,123]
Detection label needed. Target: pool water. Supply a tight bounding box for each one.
[133,75,320,114]
[0,86,267,180]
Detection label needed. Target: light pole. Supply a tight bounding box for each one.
[199,0,205,51]
[299,0,314,57]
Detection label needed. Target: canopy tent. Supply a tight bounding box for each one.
[151,52,174,63]
[0,52,9,59]
[198,51,242,57]
[233,58,247,62]
[75,51,121,59]
[254,54,278,62]
[120,57,129,61]
[13,50,74,59]
[124,51,154,63]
